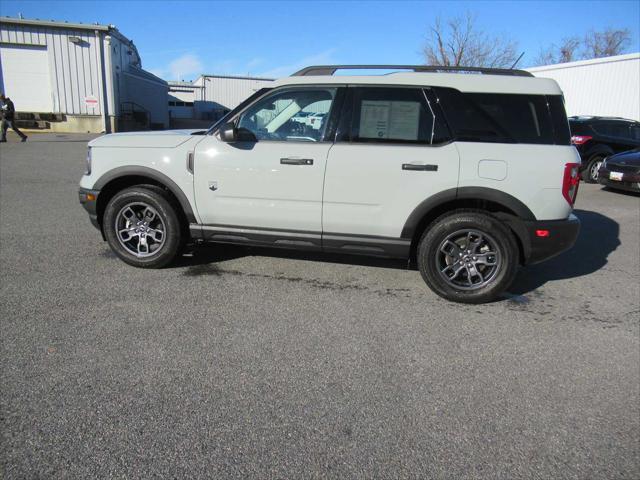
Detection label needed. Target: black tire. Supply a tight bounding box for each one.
[135,183,190,253]
[103,186,183,268]
[581,154,606,183]
[417,210,519,304]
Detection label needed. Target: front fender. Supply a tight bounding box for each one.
[92,166,197,223]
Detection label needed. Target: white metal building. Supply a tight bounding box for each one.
[192,74,273,118]
[0,17,169,132]
[168,80,201,120]
[527,53,640,121]
[166,74,273,128]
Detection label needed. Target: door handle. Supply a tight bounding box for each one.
[281,158,314,165]
[402,163,438,171]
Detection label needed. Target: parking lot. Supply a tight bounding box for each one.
[1,133,639,478]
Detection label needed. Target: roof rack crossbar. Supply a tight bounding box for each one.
[292,65,534,77]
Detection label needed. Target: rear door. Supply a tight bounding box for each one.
[322,86,459,247]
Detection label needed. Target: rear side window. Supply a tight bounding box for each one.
[547,96,571,145]
[348,87,451,145]
[613,124,629,138]
[592,123,611,136]
[593,122,632,139]
[435,88,567,145]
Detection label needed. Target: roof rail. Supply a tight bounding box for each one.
[292,65,534,77]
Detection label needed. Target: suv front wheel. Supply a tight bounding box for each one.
[103,186,183,268]
[418,211,519,303]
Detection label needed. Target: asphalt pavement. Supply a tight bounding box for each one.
[1,133,639,479]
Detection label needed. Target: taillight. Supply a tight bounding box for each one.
[562,163,580,206]
[571,135,592,145]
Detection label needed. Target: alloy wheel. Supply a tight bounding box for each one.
[114,202,166,257]
[590,159,603,182]
[436,229,501,290]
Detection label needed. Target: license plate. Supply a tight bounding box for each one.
[609,171,623,181]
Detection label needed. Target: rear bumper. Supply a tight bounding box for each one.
[78,187,101,230]
[522,214,580,265]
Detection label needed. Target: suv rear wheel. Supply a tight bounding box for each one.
[582,153,607,183]
[103,186,183,268]
[417,211,518,303]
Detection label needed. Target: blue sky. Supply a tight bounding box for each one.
[1,1,639,80]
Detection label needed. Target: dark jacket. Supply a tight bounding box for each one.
[1,98,16,121]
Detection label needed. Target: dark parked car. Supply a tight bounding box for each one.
[569,116,640,183]
[597,149,640,193]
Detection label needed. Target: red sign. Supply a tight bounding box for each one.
[85,95,98,108]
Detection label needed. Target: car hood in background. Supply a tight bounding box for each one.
[607,149,640,167]
[88,129,208,148]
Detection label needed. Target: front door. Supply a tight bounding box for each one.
[193,86,339,241]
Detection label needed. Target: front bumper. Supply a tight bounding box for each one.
[522,214,580,265]
[78,187,101,230]
[597,168,640,192]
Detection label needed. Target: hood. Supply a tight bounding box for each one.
[88,129,208,148]
[607,148,640,166]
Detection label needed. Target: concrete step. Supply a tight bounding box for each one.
[14,112,64,123]
[14,119,51,130]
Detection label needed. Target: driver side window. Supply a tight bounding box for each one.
[237,88,336,142]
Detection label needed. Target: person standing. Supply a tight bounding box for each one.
[0,93,28,142]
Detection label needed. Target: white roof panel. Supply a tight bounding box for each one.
[272,72,563,95]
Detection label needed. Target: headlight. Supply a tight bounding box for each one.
[84,147,92,175]
[600,156,607,169]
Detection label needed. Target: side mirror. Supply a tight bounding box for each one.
[236,127,257,142]
[219,122,237,142]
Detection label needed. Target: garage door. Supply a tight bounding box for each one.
[0,44,53,113]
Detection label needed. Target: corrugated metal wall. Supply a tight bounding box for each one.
[201,76,273,109]
[0,23,105,115]
[1,20,170,129]
[169,87,198,103]
[123,68,169,126]
[528,53,640,121]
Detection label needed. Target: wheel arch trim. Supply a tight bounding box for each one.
[584,144,615,159]
[400,186,536,240]
[93,166,197,223]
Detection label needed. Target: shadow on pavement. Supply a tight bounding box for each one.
[509,209,620,295]
[602,186,640,198]
[173,244,407,274]
[172,209,620,292]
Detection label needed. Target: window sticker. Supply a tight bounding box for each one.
[359,101,421,140]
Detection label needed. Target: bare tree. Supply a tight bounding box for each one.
[559,37,582,63]
[535,28,631,66]
[583,28,631,58]
[535,36,581,65]
[423,12,518,68]
[535,46,557,67]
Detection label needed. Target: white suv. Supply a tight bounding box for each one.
[79,65,580,303]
